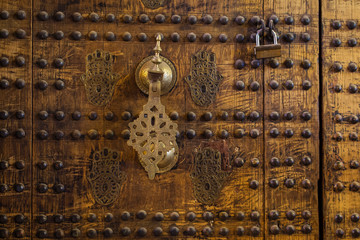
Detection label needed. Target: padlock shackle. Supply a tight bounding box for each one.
[256,29,278,46]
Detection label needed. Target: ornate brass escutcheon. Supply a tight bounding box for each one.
[81,50,121,106]
[87,148,126,206]
[185,50,223,106]
[140,0,168,9]
[128,35,179,180]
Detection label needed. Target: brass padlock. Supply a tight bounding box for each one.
[254,29,281,59]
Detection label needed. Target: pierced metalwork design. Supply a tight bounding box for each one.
[87,148,126,205]
[190,146,230,205]
[81,50,121,106]
[128,35,178,180]
[140,0,168,9]
[185,50,223,106]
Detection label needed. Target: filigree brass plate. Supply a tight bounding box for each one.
[185,50,223,106]
[87,148,126,206]
[190,146,230,205]
[81,50,121,106]
[140,0,168,9]
[135,56,177,95]
[128,80,178,180]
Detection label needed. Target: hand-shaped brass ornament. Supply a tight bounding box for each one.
[128,34,178,180]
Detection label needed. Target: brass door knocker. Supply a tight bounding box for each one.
[128,34,178,180]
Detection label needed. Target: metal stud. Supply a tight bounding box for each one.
[301,129,312,138]
[235,59,245,69]
[187,32,196,42]
[250,16,260,25]
[15,128,26,138]
[120,227,131,236]
[202,226,212,236]
[71,31,82,40]
[284,178,295,188]
[347,20,357,29]
[0,57,9,67]
[188,15,197,24]
[55,111,65,121]
[202,33,212,42]
[170,32,180,42]
[136,210,147,219]
[121,211,130,221]
[250,129,260,138]
[348,62,358,72]
[138,33,147,42]
[268,81,280,91]
[250,81,260,91]
[270,128,280,138]
[88,129,98,139]
[54,11,65,21]
[0,10,9,20]
[0,29,9,38]
[235,15,246,25]
[234,111,245,121]
[0,79,9,89]
[249,180,259,189]
[332,20,342,29]
[301,33,311,42]
[72,12,82,22]
[37,214,47,224]
[153,227,163,236]
[54,161,64,170]
[105,32,116,41]
[335,213,344,223]
[106,13,115,22]
[15,29,26,39]
[139,14,149,23]
[269,59,280,68]
[235,34,245,43]
[234,128,245,138]
[155,14,165,23]
[203,14,213,24]
[333,182,344,192]
[137,227,147,237]
[171,15,181,24]
[88,31,98,40]
[123,14,132,23]
[332,38,342,47]
[348,38,357,47]
[233,157,244,167]
[203,212,214,221]
[70,228,81,238]
[349,83,358,93]
[54,31,64,40]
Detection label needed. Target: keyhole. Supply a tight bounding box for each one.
[96,85,101,92]
[205,183,210,190]
[151,116,155,126]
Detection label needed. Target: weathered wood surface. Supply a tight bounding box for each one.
[322,0,360,239]
[0,0,32,239]
[0,0,344,239]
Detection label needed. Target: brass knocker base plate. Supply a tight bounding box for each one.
[135,56,177,95]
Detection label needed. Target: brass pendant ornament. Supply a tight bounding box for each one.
[87,148,126,206]
[140,0,168,9]
[81,50,121,106]
[185,50,223,106]
[190,146,230,205]
[135,55,176,95]
[128,35,178,180]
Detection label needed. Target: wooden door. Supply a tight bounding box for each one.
[0,0,354,239]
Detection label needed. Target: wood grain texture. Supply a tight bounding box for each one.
[264,0,320,239]
[0,0,32,239]
[322,0,360,239]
